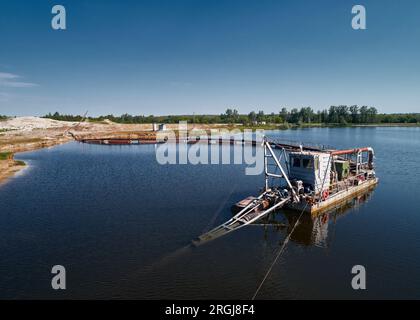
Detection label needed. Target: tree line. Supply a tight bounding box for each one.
[43,106,420,125]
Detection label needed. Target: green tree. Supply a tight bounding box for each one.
[256,110,265,122]
[350,105,359,123]
[248,111,257,123]
[280,107,289,122]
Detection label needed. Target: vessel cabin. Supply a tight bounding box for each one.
[288,147,375,199]
[289,151,331,194]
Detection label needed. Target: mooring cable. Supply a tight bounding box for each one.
[251,204,307,300]
[252,154,332,300]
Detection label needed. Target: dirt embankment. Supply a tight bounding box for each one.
[0,117,159,154]
[0,117,171,183]
[0,152,26,185]
[0,116,237,184]
[0,117,116,183]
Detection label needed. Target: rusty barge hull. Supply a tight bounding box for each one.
[286,178,378,214]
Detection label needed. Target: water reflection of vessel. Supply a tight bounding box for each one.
[261,185,376,248]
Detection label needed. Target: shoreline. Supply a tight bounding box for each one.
[238,122,420,130]
[1,121,418,185]
[0,138,71,186]
[0,159,27,186]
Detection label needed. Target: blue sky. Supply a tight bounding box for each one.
[0,0,419,116]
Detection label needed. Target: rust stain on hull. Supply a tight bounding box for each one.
[287,178,379,214]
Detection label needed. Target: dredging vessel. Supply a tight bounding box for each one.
[195,137,378,244]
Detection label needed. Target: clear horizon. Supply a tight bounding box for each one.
[1,0,420,116]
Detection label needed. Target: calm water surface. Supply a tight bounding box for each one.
[1,127,420,299]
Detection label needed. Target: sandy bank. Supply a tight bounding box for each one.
[0,157,26,186]
[0,117,165,183]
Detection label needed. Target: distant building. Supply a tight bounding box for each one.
[152,123,167,131]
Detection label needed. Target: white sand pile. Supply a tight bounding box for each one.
[102,119,114,124]
[0,116,77,132]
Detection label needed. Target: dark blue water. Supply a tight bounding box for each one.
[1,127,419,299]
